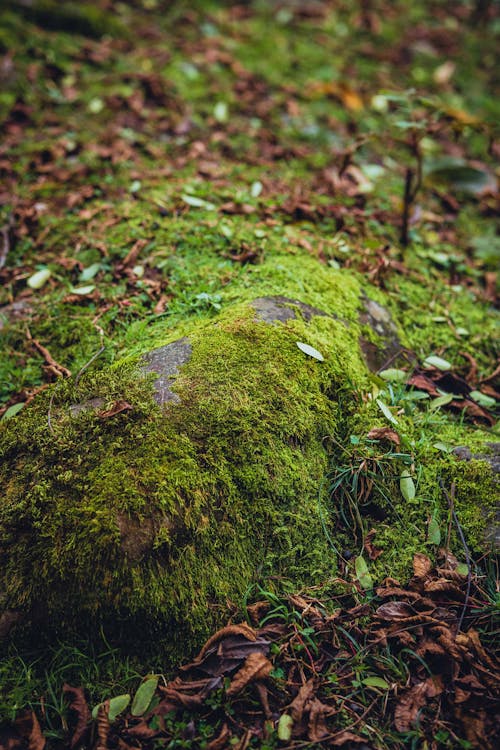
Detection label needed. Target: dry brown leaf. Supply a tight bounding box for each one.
[98,400,133,419]
[206,724,231,750]
[307,697,336,743]
[96,701,110,750]
[246,600,270,625]
[27,712,45,750]
[394,676,443,732]
[413,553,432,579]
[416,639,446,658]
[366,427,400,445]
[458,629,500,674]
[226,652,273,697]
[63,685,91,749]
[376,601,415,620]
[330,731,368,746]
[195,623,257,662]
[290,679,316,723]
[424,579,464,598]
[461,709,491,749]
[126,720,158,739]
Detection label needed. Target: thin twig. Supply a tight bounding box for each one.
[74,343,105,388]
[439,479,472,632]
[26,328,72,378]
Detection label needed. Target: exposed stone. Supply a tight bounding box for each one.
[141,337,192,405]
[251,296,330,324]
[359,295,402,372]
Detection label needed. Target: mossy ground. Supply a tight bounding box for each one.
[0,0,498,737]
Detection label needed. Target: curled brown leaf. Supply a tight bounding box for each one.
[226,652,273,697]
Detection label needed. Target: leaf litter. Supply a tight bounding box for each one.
[4,557,498,749]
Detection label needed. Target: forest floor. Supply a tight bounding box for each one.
[0,1,499,748]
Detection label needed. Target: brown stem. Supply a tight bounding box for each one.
[400,166,414,247]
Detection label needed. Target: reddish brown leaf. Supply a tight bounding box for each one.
[206,724,231,750]
[376,601,415,620]
[13,711,46,750]
[366,427,400,445]
[96,701,110,750]
[290,680,316,724]
[394,676,443,732]
[98,400,133,419]
[413,553,432,579]
[226,652,273,697]
[330,731,368,746]
[307,697,336,742]
[194,623,257,662]
[63,684,91,749]
[126,720,159,739]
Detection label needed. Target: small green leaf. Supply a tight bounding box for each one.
[296,342,324,361]
[379,368,407,383]
[27,268,51,290]
[92,694,130,722]
[469,390,496,409]
[456,563,469,577]
[131,676,159,717]
[427,517,441,545]
[423,355,452,371]
[404,390,430,401]
[70,285,96,295]
[430,393,454,410]
[277,714,293,741]
[361,676,389,690]
[80,263,101,281]
[376,399,398,425]
[213,101,228,123]
[1,402,25,421]
[130,180,142,194]
[433,442,453,453]
[355,555,373,590]
[400,472,416,502]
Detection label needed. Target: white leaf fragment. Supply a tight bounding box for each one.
[296,342,324,361]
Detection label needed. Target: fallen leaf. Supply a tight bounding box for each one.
[63,685,91,749]
[98,401,133,419]
[226,652,273,697]
[290,680,315,724]
[413,553,432,579]
[394,676,443,732]
[376,601,415,620]
[296,341,324,361]
[367,427,400,445]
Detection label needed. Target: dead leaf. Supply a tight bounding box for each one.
[367,427,400,445]
[63,685,91,749]
[226,652,273,697]
[206,724,231,750]
[290,679,316,725]
[376,601,415,620]
[307,697,336,742]
[98,400,133,419]
[13,711,46,750]
[330,730,368,746]
[413,553,432,579]
[195,623,257,662]
[394,676,443,732]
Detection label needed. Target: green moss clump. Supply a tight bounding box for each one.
[0,290,370,656]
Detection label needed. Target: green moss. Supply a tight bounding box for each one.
[0,288,371,656]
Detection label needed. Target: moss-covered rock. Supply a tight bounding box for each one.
[0,267,497,658]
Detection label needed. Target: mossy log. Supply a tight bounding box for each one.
[0,268,497,657]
